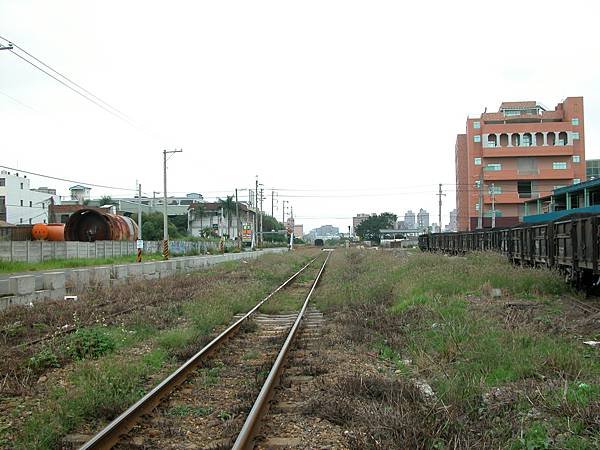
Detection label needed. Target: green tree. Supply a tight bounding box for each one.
[218,196,236,238]
[140,212,182,241]
[262,215,283,232]
[99,196,117,206]
[355,212,397,243]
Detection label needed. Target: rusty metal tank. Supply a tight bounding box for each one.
[32,223,65,241]
[64,209,139,242]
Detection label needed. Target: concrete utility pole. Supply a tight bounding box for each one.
[490,182,496,228]
[255,177,259,248]
[235,188,241,249]
[271,190,275,217]
[477,177,483,229]
[259,188,264,246]
[137,182,143,262]
[282,200,288,224]
[163,149,182,259]
[437,183,446,233]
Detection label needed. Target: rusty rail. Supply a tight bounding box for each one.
[79,255,320,450]
[232,251,331,450]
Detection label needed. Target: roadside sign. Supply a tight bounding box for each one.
[136,239,144,250]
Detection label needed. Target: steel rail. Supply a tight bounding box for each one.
[232,251,332,450]
[79,255,320,450]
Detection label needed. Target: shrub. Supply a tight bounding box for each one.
[66,327,116,360]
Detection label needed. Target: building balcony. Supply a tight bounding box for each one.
[483,168,574,181]
[483,145,574,157]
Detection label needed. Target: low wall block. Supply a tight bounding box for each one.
[90,267,111,286]
[9,275,36,296]
[67,269,90,290]
[43,272,66,290]
[112,265,129,280]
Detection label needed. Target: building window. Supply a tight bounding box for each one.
[572,131,580,140]
[487,135,497,147]
[573,155,580,163]
[553,162,568,169]
[474,157,482,165]
[489,185,502,194]
[20,200,23,206]
[522,133,532,146]
[573,178,581,184]
[558,131,568,145]
[0,178,5,187]
[474,135,481,143]
[473,121,481,129]
[20,183,23,189]
[20,218,23,224]
[518,181,533,198]
[474,180,482,188]
[475,203,480,211]
[28,218,32,224]
[29,201,32,207]
[572,118,579,126]
[484,163,502,171]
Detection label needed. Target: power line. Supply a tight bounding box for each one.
[8,50,139,128]
[0,35,133,121]
[0,165,138,192]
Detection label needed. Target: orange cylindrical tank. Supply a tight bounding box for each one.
[31,223,65,241]
[46,224,65,241]
[32,223,49,240]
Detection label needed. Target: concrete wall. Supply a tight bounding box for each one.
[0,247,288,310]
[0,239,248,262]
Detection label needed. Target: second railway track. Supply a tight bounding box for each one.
[80,251,331,450]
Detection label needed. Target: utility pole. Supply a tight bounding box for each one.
[137,181,143,262]
[490,182,496,228]
[163,149,182,259]
[282,200,288,224]
[152,191,160,212]
[259,188,264,246]
[235,188,241,249]
[271,190,275,217]
[437,183,446,233]
[253,176,258,250]
[477,177,483,229]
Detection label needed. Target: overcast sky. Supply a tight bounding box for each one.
[1,0,599,232]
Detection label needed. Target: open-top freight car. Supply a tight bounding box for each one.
[419,213,600,289]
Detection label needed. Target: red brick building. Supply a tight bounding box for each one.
[456,97,586,231]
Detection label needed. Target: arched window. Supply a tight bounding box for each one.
[487,134,497,147]
[558,132,568,146]
[523,133,533,146]
[547,132,556,146]
[511,133,521,146]
[499,133,509,147]
[535,132,544,146]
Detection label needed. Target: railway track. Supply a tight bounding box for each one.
[79,252,330,449]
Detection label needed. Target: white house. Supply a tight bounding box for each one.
[0,170,60,225]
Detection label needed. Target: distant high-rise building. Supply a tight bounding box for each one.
[456,97,585,231]
[447,209,457,232]
[352,213,371,235]
[404,210,415,228]
[417,209,429,229]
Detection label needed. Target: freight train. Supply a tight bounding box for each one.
[418,213,600,289]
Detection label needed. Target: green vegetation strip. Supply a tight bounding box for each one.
[314,250,600,449]
[9,252,313,449]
